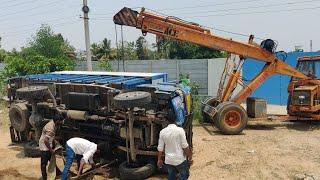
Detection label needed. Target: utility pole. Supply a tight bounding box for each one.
[310,40,313,52]
[82,0,92,71]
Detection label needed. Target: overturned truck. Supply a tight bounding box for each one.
[7,71,193,179]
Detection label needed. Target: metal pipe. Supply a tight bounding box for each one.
[47,89,57,107]
[67,110,88,120]
[125,115,130,163]
[128,110,136,161]
[150,123,154,146]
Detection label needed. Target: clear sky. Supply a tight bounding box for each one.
[0,0,319,52]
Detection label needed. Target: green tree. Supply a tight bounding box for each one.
[136,36,148,60]
[29,25,75,58]
[0,49,7,62]
[119,41,138,60]
[97,60,113,72]
[155,37,226,59]
[3,24,75,77]
[91,38,115,61]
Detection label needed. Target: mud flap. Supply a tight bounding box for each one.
[202,104,218,118]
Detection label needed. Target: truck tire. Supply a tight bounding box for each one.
[9,103,30,132]
[16,86,48,100]
[24,141,41,158]
[119,162,155,180]
[215,102,248,135]
[114,91,151,109]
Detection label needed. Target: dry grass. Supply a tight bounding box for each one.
[0,102,9,133]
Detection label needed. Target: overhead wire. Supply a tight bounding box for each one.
[0,1,78,32]
[0,15,77,32]
[89,0,320,20]
[0,0,41,8]
[2,19,80,38]
[156,0,266,11]
[172,0,320,15]
[183,5,320,18]
[89,1,320,42]
[0,0,68,19]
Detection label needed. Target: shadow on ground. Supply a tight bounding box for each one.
[0,168,37,180]
[197,120,320,135]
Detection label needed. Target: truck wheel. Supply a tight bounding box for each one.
[16,86,48,100]
[24,141,41,157]
[9,103,30,132]
[114,91,151,109]
[215,102,248,135]
[119,161,155,180]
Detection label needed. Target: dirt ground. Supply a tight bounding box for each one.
[1,106,320,180]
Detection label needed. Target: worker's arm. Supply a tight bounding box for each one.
[157,151,164,168]
[44,136,54,154]
[157,132,164,168]
[77,160,85,177]
[180,129,193,165]
[183,147,193,165]
[78,145,97,176]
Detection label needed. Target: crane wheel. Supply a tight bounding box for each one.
[215,102,248,135]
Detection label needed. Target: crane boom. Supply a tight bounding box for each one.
[113,7,308,104]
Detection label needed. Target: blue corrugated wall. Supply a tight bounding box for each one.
[243,51,320,105]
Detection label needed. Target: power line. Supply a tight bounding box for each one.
[90,4,320,41]
[0,0,41,9]
[0,2,76,25]
[89,0,265,17]
[172,0,320,15]
[183,5,320,18]
[90,17,113,21]
[0,0,67,19]
[1,0,39,8]
[0,15,77,32]
[1,20,80,38]
[156,0,265,11]
[90,0,320,19]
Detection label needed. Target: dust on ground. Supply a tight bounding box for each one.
[1,106,320,180]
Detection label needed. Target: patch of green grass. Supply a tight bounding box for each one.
[192,95,203,125]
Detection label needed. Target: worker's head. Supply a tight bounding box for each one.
[53,113,64,125]
[94,143,106,158]
[97,143,105,153]
[167,111,176,124]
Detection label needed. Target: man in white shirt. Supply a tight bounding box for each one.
[61,137,101,180]
[157,111,193,180]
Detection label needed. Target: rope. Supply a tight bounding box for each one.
[115,24,120,71]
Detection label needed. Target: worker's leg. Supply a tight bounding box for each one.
[56,164,62,176]
[61,144,75,180]
[40,151,51,180]
[166,164,178,180]
[176,160,189,180]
